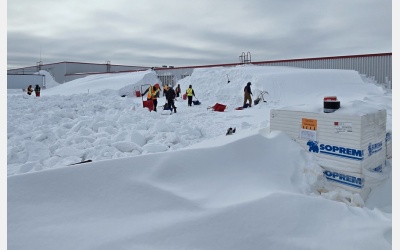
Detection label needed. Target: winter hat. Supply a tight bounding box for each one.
[247,82,251,85]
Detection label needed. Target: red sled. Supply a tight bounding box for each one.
[141,84,154,111]
[207,103,227,112]
[183,93,187,100]
[143,100,154,111]
[235,103,250,110]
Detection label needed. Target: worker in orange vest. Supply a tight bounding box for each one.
[142,83,161,111]
[186,85,195,106]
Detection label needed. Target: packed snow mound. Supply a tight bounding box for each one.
[37,70,60,88]
[7,131,391,250]
[7,65,391,177]
[43,69,160,96]
[8,131,320,206]
[178,65,385,108]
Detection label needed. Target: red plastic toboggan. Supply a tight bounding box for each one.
[140,84,154,111]
[208,103,227,112]
[143,100,154,111]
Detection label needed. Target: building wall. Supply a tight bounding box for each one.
[154,53,392,89]
[7,62,150,84]
[7,53,392,89]
[155,67,195,86]
[7,74,45,89]
[252,53,392,88]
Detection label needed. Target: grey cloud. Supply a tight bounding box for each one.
[7,0,392,69]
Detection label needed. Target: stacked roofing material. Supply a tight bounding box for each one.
[386,130,392,159]
[270,100,387,197]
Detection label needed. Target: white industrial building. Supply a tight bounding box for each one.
[7,52,392,89]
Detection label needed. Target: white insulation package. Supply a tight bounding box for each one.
[270,103,388,195]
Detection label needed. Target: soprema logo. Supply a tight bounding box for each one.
[323,170,363,189]
[307,140,364,161]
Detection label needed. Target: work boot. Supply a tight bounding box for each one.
[174,107,177,113]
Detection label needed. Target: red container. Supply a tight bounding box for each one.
[324,96,337,101]
[135,90,141,97]
[323,96,340,113]
[143,100,154,111]
[209,103,227,112]
[183,93,187,100]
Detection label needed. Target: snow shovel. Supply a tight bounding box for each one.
[161,103,173,115]
[254,91,268,105]
[192,96,201,105]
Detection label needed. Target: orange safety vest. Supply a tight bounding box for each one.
[147,86,153,99]
[147,86,159,100]
[186,88,193,96]
[153,88,159,99]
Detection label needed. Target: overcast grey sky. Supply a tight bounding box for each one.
[7,0,392,69]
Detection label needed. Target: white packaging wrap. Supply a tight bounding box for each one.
[270,104,387,193]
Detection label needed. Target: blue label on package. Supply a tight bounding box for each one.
[323,170,363,189]
[307,141,364,160]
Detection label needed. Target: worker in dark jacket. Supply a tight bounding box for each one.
[243,82,253,107]
[163,84,168,96]
[165,86,177,113]
[34,85,41,97]
[175,84,181,97]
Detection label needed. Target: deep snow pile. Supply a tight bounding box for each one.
[7,65,393,250]
[7,131,392,250]
[7,66,391,176]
